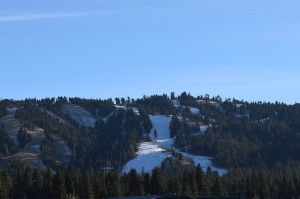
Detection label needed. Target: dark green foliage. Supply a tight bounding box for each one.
[169,116,180,138]
[134,94,176,115]
[0,170,12,199]
[40,135,57,168]
[69,97,115,117]
[0,129,17,157]
[106,170,121,197]
[139,109,152,134]
[171,95,300,170]
[53,168,67,199]
[0,102,7,118]
[122,169,144,196]
[1,163,300,198]
[178,92,197,107]
[17,128,32,148]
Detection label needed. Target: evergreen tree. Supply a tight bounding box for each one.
[12,170,24,199]
[150,167,165,195]
[32,169,43,198]
[0,170,12,199]
[154,129,158,139]
[81,172,94,199]
[53,168,67,199]
[94,170,107,198]
[211,175,227,196]
[42,168,53,199]
[23,167,33,198]
[106,170,121,197]
[169,116,180,138]
[258,171,269,199]
[143,173,151,195]
[127,169,144,196]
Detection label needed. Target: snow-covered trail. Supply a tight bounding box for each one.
[122,116,172,173]
[62,104,96,127]
[122,115,228,175]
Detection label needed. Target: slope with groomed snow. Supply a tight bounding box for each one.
[122,115,227,175]
[171,100,200,115]
[122,115,172,173]
[62,104,96,127]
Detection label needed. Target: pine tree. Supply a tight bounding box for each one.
[0,170,12,199]
[154,129,158,139]
[65,166,76,197]
[169,116,180,138]
[127,169,144,196]
[143,173,151,195]
[23,167,33,198]
[211,175,227,196]
[258,171,269,199]
[53,168,67,199]
[42,168,53,199]
[81,172,94,199]
[150,167,165,195]
[12,170,24,199]
[32,169,43,198]
[106,170,121,197]
[94,171,107,198]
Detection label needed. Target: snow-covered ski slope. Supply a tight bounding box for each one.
[171,100,200,115]
[62,104,96,127]
[122,116,172,173]
[122,115,227,175]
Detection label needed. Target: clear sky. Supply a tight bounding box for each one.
[1,0,300,104]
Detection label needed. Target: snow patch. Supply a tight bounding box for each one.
[62,104,96,127]
[200,125,208,133]
[115,105,140,115]
[174,149,227,175]
[186,106,200,115]
[122,115,227,175]
[122,142,170,173]
[171,100,181,108]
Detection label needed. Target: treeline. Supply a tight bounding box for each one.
[1,161,300,199]
[68,97,115,117]
[133,94,176,115]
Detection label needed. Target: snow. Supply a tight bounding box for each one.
[235,113,250,119]
[62,104,96,127]
[171,100,181,108]
[149,115,172,140]
[122,115,227,175]
[115,105,140,115]
[259,118,270,123]
[200,125,208,133]
[174,149,227,175]
[122,115,172,173]
[187,106,200,115]
[122,142,170,173]
[171,100,200,115]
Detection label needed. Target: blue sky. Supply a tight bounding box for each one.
[1,0,300,104]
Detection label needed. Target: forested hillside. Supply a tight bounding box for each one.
[1,93,300,198]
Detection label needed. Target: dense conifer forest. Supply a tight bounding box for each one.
[1,93,300,198]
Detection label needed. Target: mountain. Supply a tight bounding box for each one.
[1,93,300,198]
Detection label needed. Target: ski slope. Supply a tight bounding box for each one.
[62,104,96,127]
[122,142,170,173]
[122,115,227,175]
[171,100,200,115]
[122,115,172,173]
